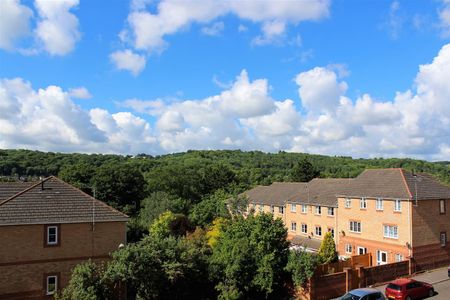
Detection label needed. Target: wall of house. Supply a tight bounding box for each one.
[411,199,450,270]
[248,203,285,223]
[285,203,336,242]
[0,221,126,298]
[337,197,411,265]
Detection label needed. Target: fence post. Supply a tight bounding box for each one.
[344,267,352,292]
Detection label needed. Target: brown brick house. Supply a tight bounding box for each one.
[244,168,450,270]
[0,176,128,299]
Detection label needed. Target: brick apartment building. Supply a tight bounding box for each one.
[245,168,450,270]
[0,176,128,299]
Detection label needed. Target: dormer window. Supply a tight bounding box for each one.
[45,225,60,247]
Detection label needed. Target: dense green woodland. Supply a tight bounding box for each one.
[1,149,448,299]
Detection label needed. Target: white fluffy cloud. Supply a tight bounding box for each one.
[439,0,450,37]
[110,49,147,76]
[34,0,81,56]
[2,43,450,160]
[0,0,33,51]
[113,0,330,74]
[68,87,92,99]
[0,0,81,55]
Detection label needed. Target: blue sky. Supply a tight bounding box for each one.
[1,0,450,160]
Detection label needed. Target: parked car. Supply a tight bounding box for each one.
[385,278,434,300]
[341,288,386,300]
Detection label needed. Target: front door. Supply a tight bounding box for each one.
[376,250,387,265]
[357,247,367,255]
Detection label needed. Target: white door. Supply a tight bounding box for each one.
[357,247,367,255]
[376,250,387,265]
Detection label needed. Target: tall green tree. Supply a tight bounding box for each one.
[209,213,289,299]
[290,157,320,182]
[285,250,319,288]
[317,232,338,264]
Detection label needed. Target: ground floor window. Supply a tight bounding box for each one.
[440,232,447,247]
[345,244,352,254]
[46,274,58,295]
[357,246,367,255]
[315,226,322,236]
[395,253,404,262]
[376,250,388,265]
[327,227,334,238]
[291,222,297,232]
[301,223,307,234]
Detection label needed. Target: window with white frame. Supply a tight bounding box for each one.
[301,204,307,213]
[345,244,352,254]
[376,198,383,210]
[327,207,334,216]
[259,205,264,212]
[291,222,297,231]
[349,221,361,233]
[360,198,367,209]
[315,206,321,215]
[46,225,58,246]
[278,206,284,214]
[383,225,398,239]
[301,223,307,234]
[270,205,274,213]
[440,200,446,214]
[315,226,322,236]
[328,227,334,238]
[291,204,297,212]
[395,253,404,262]
[394,199,402,212]
[440,232,447,247]
[46,275,58,295]
[345,198,351,208]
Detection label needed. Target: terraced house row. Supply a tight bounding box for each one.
[244,168,450,270]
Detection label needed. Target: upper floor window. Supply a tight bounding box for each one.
[349,221,361,233]
[259,205,264,212]
[45,225,59,246]
[291,222,297,231]
[360,198,367,209]
[315,206,321,215]
[327,207,335,216]
[291,204,297,213]
[278,206,284,214]
[440,200,446,214]
[315,226,322,236]
[383,225,398,239]
[301,204,308,213]
[345,198,351,208]
[394,199,402,212]
[270,205,274,213]
[376,198,383,210]
[46,275,58,295]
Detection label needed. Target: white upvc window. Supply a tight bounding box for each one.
[278,206,284,214]
[357,246,367,255]
[291,222,297,232]
[383,225,398,239]
[301,204,308,213]
[394,199,402,212]
[301,223,307,234]
[395,253,404,262]
[327,207,335,216]
[291,204,297,212]
[440,200,446,214]
[376,198,383,210]
[46,225,58,245]
[46,275,58,295]
[259,204,264,212]
[360,197,367,209]
[270,205,274,213]
[345,244,352,254]
[440,232,447,247]
[315,226,322,236]
[315,206,321,215]
[345,198,351,208]
[349,221,362,233]
[328,227,334,238]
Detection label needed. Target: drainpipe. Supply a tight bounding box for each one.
[408,198,412,259]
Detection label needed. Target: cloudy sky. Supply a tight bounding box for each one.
[0,0,450,160]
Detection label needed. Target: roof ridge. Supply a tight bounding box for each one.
[0,176,53,207]
[50,176,129,219]
[399,169,413,199]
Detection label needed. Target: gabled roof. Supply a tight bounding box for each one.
[0,176,128,226]
[338,168,450,200]
[243,182,307,206]
[0,182,34,201]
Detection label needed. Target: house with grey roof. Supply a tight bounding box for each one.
[0,176,128,299]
